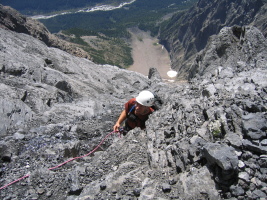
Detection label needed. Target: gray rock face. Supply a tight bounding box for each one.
[0,28,150,135]
[0,17,267,200]
[202,143,238,171]
[188,26,267,79]
[251,3,267,37]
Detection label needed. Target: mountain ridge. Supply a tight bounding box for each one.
[159,0,267,79]
[0,4,92,60]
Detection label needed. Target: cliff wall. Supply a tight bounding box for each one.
[159,0,266,79]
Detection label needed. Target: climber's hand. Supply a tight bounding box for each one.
[113,123,120,132]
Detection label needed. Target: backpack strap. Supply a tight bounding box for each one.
[127,104,136,116]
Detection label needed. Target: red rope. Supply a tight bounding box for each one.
[0,130,118,190]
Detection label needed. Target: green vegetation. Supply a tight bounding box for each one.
[40,0,197,34]
[62,29,133,67]
[37,0,197,68]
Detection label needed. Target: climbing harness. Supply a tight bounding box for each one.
[0,130,118,190]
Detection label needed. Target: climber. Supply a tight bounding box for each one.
[113,90,155,135]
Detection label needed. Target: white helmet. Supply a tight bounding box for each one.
[136,90,155,107]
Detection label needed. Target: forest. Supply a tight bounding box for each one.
[40,0,196,34]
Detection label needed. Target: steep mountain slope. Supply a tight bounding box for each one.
[1,24,267,199]
[251,2,267,37]
[1,0,267,199]
[36,0,197,68]
[0,4,91,60]
[0,27,150,136]
[159,0,266,79]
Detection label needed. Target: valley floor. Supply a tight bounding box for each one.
[128,27,172,80]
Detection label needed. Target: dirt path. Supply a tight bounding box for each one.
[127,27,171,80]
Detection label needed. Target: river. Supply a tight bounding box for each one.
[30,0,136,19]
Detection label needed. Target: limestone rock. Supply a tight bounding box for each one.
[0,4,267,200]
